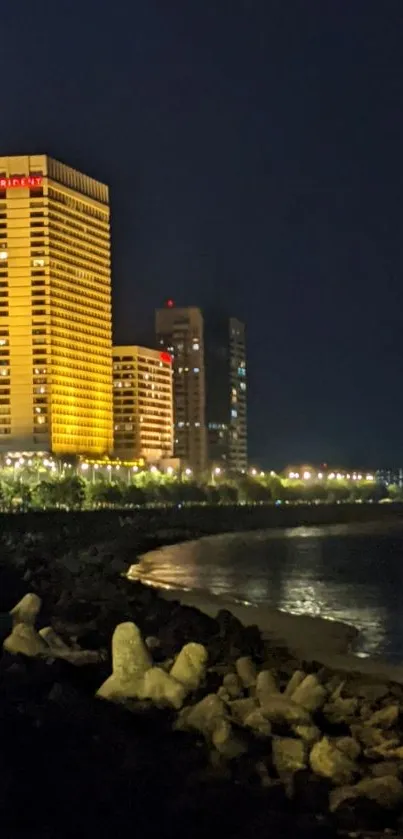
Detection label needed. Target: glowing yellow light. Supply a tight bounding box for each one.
[185,468,192,476]
[318,472,323,479]
[303,470,311,480]
[166,466,174,475]
[328,472,335,480]
[214,467,221,475]
[357,473,362,481]
[366,474,374,481]
[0,251,8,261]
[336,473,342,480]
[81,463,89,471]
[251,468,257,476]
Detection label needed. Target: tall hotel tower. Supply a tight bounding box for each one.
[0,155,113,455]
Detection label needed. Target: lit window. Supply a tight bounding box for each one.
[240,382,246,391]
[178,367,183,374]
[32,258,45,268]
[0,252,7,261]
[193,367,200,373]
[195,422,200,427]
[231,409,238,418]
[192,342,199,351]
[178,421,184,428]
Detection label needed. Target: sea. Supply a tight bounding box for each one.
[132,522,403,663]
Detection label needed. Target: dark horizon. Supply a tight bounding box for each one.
[2,1,403,469]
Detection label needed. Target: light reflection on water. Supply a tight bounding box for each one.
[131,522,403,662]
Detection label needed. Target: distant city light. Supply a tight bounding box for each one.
[81,463,89,471]
[318,472,323,479]
[166,466,174,475]
[185,468,192,476]
[214,467,221,476]
[251,468,257,476]
[303,470,311,480]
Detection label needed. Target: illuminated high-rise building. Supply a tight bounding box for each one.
[0,155,113,455]
[113,345,173,462]
[156,302,207,474]
[205,314,248,472]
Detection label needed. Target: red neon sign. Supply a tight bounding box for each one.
[0,176,43,189]
[160,352,172,364]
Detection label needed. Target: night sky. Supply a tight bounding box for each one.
[2,1,403,468]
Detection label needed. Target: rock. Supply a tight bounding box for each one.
[228,697,257,723]
[284,670,306,697]
[344,678,390,702]
[255,670,278,704]
[3,624,49,657]
[328,784,356,813]
[217,686,231,702]
[370,761,402,778]
[137,667,186,709]
[292,724,321,744]
[323,696,358,724]
[351,723,392,749]
[310,737,358,786]
[39,627,71,651]
[291,674,327,713]
[272,737,307,776]
[97,622,152,701]
[176,693,226,736]
[170,642,208,691]
[10,593,41,626]
[145,636,160,651]
[330,775,403,813]
[334,737,361,761]
[366,704,399,729]
[243,709,272,737]
[112,622,152,680]
[211,718,247,759]
[259,694,311,725]
[222,672,243,699]
[235,656,257,689]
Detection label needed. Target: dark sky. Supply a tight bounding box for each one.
[2,0,403,468]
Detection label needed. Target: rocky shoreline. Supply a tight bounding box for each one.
[2,525,403,837]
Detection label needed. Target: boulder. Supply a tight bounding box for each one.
[170,642,208,691]
[39,627,71,651]
[97,622,152,700]
[330,775,403,813]
[211,718,247,759]
[334,737,361,761]
[370,761,402,778]
[137,667,186,709]
[344,677,390,702]
[272,737,307,776]
[324,696,358,724]
[291,674,327,713]
[176,694,226,736]
[3,624,49,657]
[235,656,257,689]
[255,670,278,704]
[259,694,311,726]
[284,670,306,697]
[366,704,399,729]
[228,697,258,724]
[10,593,41,627]
[112,622,152,678]
[243,709,272,737]
[292,724,321,745]
[310,737,358,786]
[222,672,243,699]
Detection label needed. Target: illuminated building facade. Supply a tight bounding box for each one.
[155,302,207,473]
[0,154,113,455]
[113,346,173,462]
[205,315,248,472]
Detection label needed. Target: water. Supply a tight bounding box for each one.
[132,522,403,663]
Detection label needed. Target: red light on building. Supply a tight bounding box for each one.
[160,352,172,364]
[166,299,174,308]
[0,176,43,190]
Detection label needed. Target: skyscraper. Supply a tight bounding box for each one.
[113,345,173,462]
[205,315,247,472]
[0,155,113,455]
[155,302,207,473]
